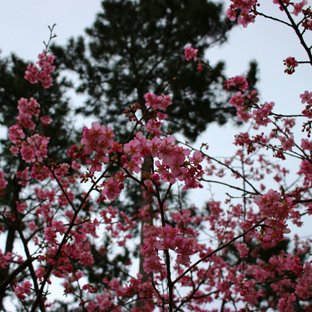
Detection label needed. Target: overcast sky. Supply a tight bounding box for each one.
[0,1,310,109]
[0,1,310,125]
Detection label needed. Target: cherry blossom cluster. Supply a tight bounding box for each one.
[226,0,258,27]
[142,224,198,275]
[8,97,50,164]
[227,0,311,75]
[224,75,258,121]
[13,281,32,301]
[144,92,172,111]
[0,170,7,192]
[84,276,155,311]
[122,133,204,189]
[300,90,312,119]
[284,56,298,74]
[227,0,311,29]
[79,121,116,173]
[3,54,311,312]
[184,44,204,72]
[255,189,293,247]
[230,239,312,311]
[0,249,12,269]
[184,45,198,62]
[24,51,56,89]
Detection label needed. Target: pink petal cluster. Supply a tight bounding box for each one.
[224,75,249,92]
[224,76,256,121]
[20,134,50,163]
[81,122,114,155]
[142,224,197,274]
[300,90,312,118]
[184,45,198,62]
[295,262,312,300]
[255,189,292,219]
[298,159,312,183]
[8,93,52,167]
[80,122,115,172]
[255,189,293,247]
[283,56,298,74]
[15,97,41,130]
[0,250,12,269]
[252,102,274,126]
[13,281,32,300]
[18,97,40,116]
[144,92,172,111]
[302,13,312,31]
[226,0,258,27]
[0,170,8,191]
[184,45,205,72]
[123,133,203,189]
[292,0,307,16]
[101,172,125,201]
[230,94,252,121]
[24,51,56,88]
[8,124,25,145]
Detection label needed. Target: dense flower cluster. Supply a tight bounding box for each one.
[144,92,172,111]
[184,44,204,72]
[224,75,259,122]
[13,281,32,300]
[300,90,312,118]
[226,0,258,27]
[24,51,56,88]
[184,45,198,62]
[255,189,293,247]
[0,170,7,191]
[8,97,50,164]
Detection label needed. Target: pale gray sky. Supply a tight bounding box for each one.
[0,0,310,111]
[0,1,310,117]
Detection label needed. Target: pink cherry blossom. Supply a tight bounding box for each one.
[292,0,307,16]
[24,51,55,88]
[184,45,198,62]
[224,75,249,92]
[0,250,12,269]
[283,56,298,74]
[226,0,258,27]
[144,92,172,111]
[252,102,274,126]
[0,170,8,191]
[13,281,32,300]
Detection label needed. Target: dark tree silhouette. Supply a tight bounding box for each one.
[52,0,257,141]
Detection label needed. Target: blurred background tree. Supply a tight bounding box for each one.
[51,0,257,141]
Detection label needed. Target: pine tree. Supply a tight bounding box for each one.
[51,0,257,141]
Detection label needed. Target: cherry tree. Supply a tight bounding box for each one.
[0,1,311,311]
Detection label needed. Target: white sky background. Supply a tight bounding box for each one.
[0,0,310,153]
[0,0,310,133]
[0,0,311,310]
